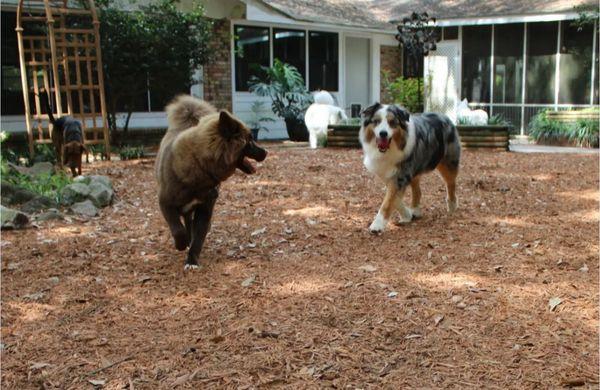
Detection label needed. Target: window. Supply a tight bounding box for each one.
[462,25,491,103]
[234,26,270,91]
[526,22,558,104]
[443,27,458,40]
[273,29,305,76]
[493,23,524,104]
[309,31,338,91]
[1,11,25,115]
[559,21,594,104]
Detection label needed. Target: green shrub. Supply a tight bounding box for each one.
[529,110,599,148]
[5,172,72,203]
[487,114,510,126]
[382,72,423,113]
[119,145,146,160]
[89,144,108,161]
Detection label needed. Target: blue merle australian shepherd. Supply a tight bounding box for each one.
[359,103,461,233]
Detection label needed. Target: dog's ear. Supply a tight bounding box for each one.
[361,102,382,124]
[389,104,410,124]
[218,111,241,139]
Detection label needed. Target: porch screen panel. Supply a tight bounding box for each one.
[309,31,338,91]
[273,29,306,77]
[234,26,270,91]
[558,21,594,104]
[461,25,491,103]
[525,22,558,104]
[493,23,524,104]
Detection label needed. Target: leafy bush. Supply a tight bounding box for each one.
[382,72,423,113]
[248,59,313,122]
[529,110,599,148]
[119,145,146,160]
[5,172,72,203]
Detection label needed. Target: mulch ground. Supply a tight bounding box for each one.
[1,145,598,389]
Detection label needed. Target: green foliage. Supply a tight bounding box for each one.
[382,73,423,113]
[339,118,362,126]
[487,114,510,126]
[5,171,72,203]
[247,101,275,133]
[529,110,599,148]
[31,144,57,165]
[89,144,108,161]
[248,59,313,121]
[98,0,213,136]
[573,4,600,30]
[118,145,146,160]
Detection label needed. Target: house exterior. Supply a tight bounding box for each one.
[1,0,598,139]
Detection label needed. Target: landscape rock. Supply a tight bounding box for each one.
[28,162,55,177]
[35,208,65,222]
[60,183,91,206]
[1,206,30,229]
[73,175,91,185]
[70,200,98,217]
[89,175,112,189]
[88,182,114,208]
[1,182,37,206]
[20,195,58,214]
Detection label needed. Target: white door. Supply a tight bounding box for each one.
[424,41,460,121]
[345,37,371,112]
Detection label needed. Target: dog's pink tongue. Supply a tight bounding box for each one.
[377,138,390,151]
[242,157,256,174]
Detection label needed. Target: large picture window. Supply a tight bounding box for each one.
[526,22,558,104]
[493,24,524,104]
[558,21,594,104]
[273,29,305,77]
[309,31,338,91]
[234,26,270,92]
[462,25,492,103]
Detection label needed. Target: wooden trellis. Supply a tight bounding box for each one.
[16,0,110,159]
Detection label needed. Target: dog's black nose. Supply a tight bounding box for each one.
[379,131,388,138]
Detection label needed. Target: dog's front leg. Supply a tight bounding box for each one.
[185,196,217,270]
[369,181,398,234]
[159,200,188,251]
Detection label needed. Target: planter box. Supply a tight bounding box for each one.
[457,125,511,151]
[327,124,361,148]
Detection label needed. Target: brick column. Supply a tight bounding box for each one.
[380,45,403,103]
[203,19,232,112]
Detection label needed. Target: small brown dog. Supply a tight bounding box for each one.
[40,89,88,176]
[155,95,267,269]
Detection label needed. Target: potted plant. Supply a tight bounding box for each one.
[248,59,313,141]
[247,101,275,141]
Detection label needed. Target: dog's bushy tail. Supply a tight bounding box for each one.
[166,95,216,131]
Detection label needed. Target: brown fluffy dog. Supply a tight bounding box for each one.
[156,95,267,269]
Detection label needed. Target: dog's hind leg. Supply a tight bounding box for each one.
[185,197,216,270]
[159,200,188,251]
[409,176,422,218]
[437,162,458,213]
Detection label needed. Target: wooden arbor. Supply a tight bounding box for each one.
[16,0,110,158]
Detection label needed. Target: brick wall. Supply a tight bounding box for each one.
[380,45,403,104]
[203,19,232,112]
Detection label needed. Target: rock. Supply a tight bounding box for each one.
[89,175,112,189]
[73,175,91,185]
[70,200,98,217]
[87,182,113,208]
[1,182,37,206]
[1,205,30,229]
[60,183,91,206]
[35,208,65,222]
[20,195,58,214]
[28,162,55,177]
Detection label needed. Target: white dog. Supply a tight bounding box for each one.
[304,91,348,149]
[456,99,488,125]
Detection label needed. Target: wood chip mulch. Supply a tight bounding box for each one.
[1,145,598,389]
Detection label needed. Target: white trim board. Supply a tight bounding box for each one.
[437,12,580,27]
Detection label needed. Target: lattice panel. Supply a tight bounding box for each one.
[424,42,459,121]
[16,0,110,157]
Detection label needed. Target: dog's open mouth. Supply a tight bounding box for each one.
[376,137,391,153]
[238,157,257,174]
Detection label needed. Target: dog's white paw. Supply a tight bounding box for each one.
[369,213,387,234]
[397,206,413,224]
[184,263,200,271]
[447,200,458,214]
[411,207,423,219]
